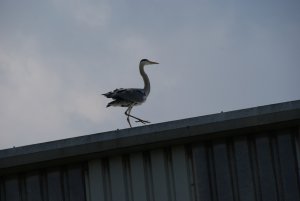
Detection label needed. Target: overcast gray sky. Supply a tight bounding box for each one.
[0,0,299,149]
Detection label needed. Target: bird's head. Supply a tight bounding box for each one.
[140,59,159,66]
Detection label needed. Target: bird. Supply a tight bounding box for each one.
[103,59,159,127]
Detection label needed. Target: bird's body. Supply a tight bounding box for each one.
[103,59,159,127]
[103,88,147,107]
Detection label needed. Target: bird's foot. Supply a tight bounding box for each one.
[135,119,150,124]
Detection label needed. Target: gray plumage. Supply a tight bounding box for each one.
[103,88,146,107]
[103,59,159,127]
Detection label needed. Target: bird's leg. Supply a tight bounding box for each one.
[125,105,150,125]
[125,106,132,128]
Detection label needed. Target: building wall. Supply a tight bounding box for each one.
[85,128,300,201]
[2,128,298,201]
[1,101,300,201]
[0,164,87,201]
[191,129,300,201]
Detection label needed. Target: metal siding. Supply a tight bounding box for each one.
[1,130,299,201]
[213,141,235,201]
[47,169,64,201]
[1,129,300,201]
[84,130,300,201]
[85,148,194,201]
[192,143,213,201]
[109,156,127,201]
[296,128,300,183]
[129,153,147,201]
[150,149,170,201]
[233,137,256,201]
[165,148,176,201]
[0,164,87,201]
[143,152,155,201]
[102,159,112,201]
[67,165,86,201]
[25,172,43,201]
[171,145,191,201]
[277,132,300,201]
[88,160,105,201]
[255,136,278,201]
[0,178,4,201]
[4,176,21,201]
[190,128,300,201]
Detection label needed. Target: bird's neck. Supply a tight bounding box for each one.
[139,63,150,96]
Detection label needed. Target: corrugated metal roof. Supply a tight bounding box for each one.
[1,100,300,172]
[0,100,300,201]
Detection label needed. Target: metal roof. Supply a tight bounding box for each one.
[1,100,300,174]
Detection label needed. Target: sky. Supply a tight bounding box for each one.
[0,0,299,149]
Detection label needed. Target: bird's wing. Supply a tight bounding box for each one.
[103,88,146,103]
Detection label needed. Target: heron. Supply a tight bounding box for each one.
[103,59,159,127]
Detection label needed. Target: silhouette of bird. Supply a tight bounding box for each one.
[103,59,159,127]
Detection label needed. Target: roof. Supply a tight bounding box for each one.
[1,100,300,174]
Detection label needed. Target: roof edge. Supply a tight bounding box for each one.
[1,100,300,171]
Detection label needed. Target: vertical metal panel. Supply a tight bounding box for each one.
[213,141,235,201]
[150,149,169,201]
[171,145,191,201]
[88,159,105,201]
[123,156,133,201]
[47,169,64,201]
[277,132,300,201]
[0,178,4,201]
[129,153,147,201]
[234,137,256,201]
[109,156,126,201]
[186,147,197,201]
[67,165,87,201]
[4,176,21,201]
[143,152,155,201]
[296,128,300,183]
[255,136,278,201]
[192,143,212,201]
[25,172,43,201]
[103,159,113,201]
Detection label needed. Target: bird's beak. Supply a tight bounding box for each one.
[150,61,159,64]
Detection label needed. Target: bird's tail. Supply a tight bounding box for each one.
[102,88,125,98]
[106,100,118,107]
[102,92,111,98]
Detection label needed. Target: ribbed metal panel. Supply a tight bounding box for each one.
[86,146,193,201]
[1,129,299,201]
[192,128,300,201]
[86,128,300,201]
[0,164,87,201]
